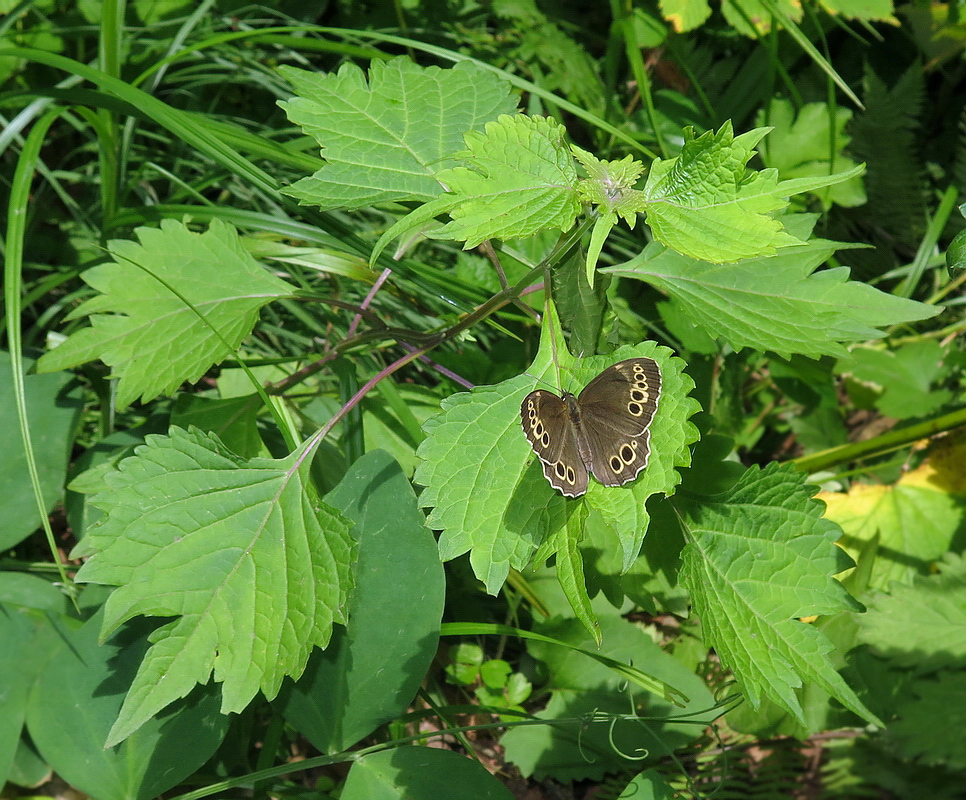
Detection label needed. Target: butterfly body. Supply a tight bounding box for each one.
[521,357,661,497]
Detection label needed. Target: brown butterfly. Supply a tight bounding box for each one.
[520,357,661,497]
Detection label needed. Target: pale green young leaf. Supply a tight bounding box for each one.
[70,427,355,747]
[36,220,294,407]
[641,122,801,262]
[681,463,880,727]
[432,115,581,248]
[573,146,647,227]
[279,58,517,210]
[414,303,699,595]
[603,216,937,358]
[573,146,648,285]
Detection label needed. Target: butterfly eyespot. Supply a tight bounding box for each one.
[620,444,635,462]
[554,462,567,479]
[631,389,646,402]
[609,455,622,472]
[541,432,551,447]
[627,402,642,416]
[534,422,544,437]
[567,466,576,483]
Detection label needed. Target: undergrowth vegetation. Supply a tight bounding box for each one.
[2,1,966,799]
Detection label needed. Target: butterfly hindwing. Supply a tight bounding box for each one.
[520,357,661,497]
[520,390,589,497]
[575,357,661,486]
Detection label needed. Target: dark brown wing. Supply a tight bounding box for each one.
[520,390,589,497]
[574,358,661,487]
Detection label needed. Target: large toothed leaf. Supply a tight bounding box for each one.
[604,216,936,359]
[71,427,355,747]
[431,115,582,248]
[36,219,294,407]
[415,304,699,598]
[681,463,880,727]
[279,58,517,209]
[640,123,801,263]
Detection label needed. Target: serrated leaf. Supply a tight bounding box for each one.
[279,58,517,210]
[641,123,800,262]
[858,555,966,673]
[279,450,444,754]
[604,219,936,358]
[36,220,294,407]
[432,115,581,247]
[542,504,600,643]
[70,427,355,747]
[573,146,648,285]
[415,303,700,595]
[888,671,966,768]
[681,463,879,727]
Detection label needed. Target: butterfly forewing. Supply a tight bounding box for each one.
[520,390,589,497]
[520,357,662,497]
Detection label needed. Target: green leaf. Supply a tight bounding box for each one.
[888,671,966,769]
[340,747,514,800]
[757,99,866,209]
[26,611,229,800]
[541,503,601,642]
[70,426,355,747]
[618,770,677,800]
[36,220,294,407]
[681,463,880,727]
[415,303,700,595]
[857,554,966,672]
[170,394,266,459]
[573,146,648,284]
[573,146,646,226]
[0,352,84,549]
[838,341,953,419]
[0,574,69,783]
[279,58,517,210]
[604,218,937,358]
[501,616,715,780]
[432,115,581,247]
[820,455,965,590]
[278,451,444,754]
[641,123,800,263]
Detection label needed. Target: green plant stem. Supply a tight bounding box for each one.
[897,184,959,299]
[791,406,966,474]
[615,3,666,159]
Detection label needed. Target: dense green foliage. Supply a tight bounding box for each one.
[3,1,966,798]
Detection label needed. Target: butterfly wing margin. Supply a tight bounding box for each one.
[520,390,589,497]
